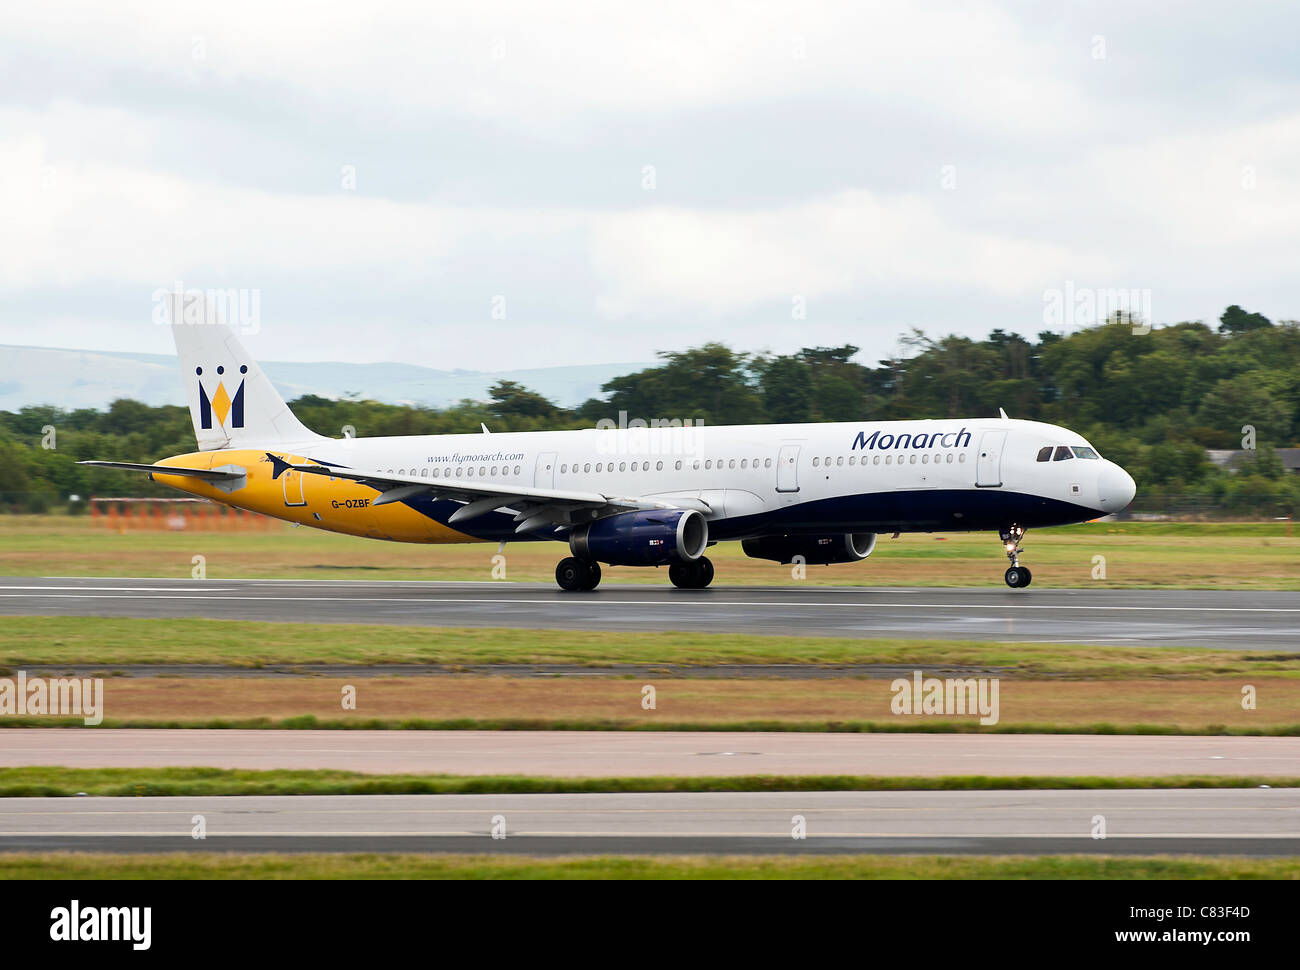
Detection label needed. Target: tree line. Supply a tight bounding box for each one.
[2,306,1297,516]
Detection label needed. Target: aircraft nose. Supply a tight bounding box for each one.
[1097,461,1136,512]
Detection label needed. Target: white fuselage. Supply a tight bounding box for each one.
[286,416,1134,541]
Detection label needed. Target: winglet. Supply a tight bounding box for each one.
[998,407,1010,420]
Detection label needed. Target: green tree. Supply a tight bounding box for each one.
[760,356,814,423]
[1218,304,1273,336]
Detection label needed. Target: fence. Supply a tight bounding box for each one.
[87,497,279,531]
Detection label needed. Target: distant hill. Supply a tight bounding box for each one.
[0,345,646,412]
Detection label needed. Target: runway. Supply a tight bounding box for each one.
[5,577,1300,647]
[1,790,1295,855]
[4,729,1297,777]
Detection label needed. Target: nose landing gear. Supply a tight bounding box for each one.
[1000,526,1032,588]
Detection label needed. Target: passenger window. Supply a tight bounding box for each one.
[1036,446,1052,462]
[1053,446,1073,461]
[836,456,844,467]
[813,458,820,467]
[619,462,626,472]
[657,461,664,471]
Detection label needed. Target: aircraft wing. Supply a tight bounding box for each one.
[78,460,246,482]
[288,460,706,534]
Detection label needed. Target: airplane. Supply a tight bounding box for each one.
[82,305,1136,591]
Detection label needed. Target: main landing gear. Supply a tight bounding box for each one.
[1000,526,1032,589]
[669,557,714,590]
[555,557,602,591]
[554,555,716,591]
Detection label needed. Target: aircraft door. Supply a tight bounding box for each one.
[534,451,557,489]
[282,454,308,507]
[975,431,1006,487]
[776,444,801,493]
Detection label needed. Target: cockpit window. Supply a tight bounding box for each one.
[1053,446,1074,461]
[1072,446,1100,460]
[1036,446,1052,462]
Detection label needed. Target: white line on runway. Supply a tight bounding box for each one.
[2,589,1298,614]
[0,586,237,592]
[6,830,1298,839]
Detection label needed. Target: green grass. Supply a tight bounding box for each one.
[4,515,1299,588]
[1,851,1296,879]
[4,615,1299,677]
[1,766,1296,798]
[3,715,1299,735]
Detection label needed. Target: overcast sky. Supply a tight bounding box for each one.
[2,1,1297,373]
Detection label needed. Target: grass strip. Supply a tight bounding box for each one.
[3,715,1298,734]
[1,767,1296,798]
[4,615,1299,678]
[0,852,1297,879]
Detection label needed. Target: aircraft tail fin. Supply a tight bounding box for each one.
[164,291,322,452]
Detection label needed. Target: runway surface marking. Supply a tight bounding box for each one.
[4,586,1299,613]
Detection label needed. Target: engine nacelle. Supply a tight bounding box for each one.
[570,509,709,567]
[741,532,877,565]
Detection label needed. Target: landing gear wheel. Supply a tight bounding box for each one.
[669,557,714,590]
[556,557,599,591]
[999,525,1030,589]
[1004,566,1032,589]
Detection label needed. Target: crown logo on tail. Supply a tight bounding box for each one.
[196,364,247,430]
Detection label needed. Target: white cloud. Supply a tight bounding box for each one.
[589,191,1084,318]
[6,1,1091,133]
[2,1,1300,370]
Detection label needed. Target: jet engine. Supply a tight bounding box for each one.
[569,509,708,566]
[741,532,877,565]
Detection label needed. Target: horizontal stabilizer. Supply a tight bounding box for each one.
[78,460,246,481]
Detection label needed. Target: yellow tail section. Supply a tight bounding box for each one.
[153,451,478,543]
